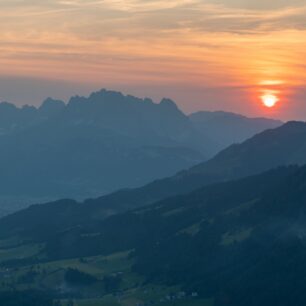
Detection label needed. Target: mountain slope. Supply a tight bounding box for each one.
[1,166,306,305]
[190,110,283,150]
[130,165,306,306]
[108,165,306,306]
[1,121,306,234]
[0,90,210,209]
[189,120,306,179]
[0,90,284,215]
[57,120,306,217]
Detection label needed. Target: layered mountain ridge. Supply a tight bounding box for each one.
[1,120,306,238]
[0,89,282,214]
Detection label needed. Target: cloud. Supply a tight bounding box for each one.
[209,0,306,10]
[2,0,306,36]
[0,0,306,120]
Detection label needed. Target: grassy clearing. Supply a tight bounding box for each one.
[0,250,141,293]
[0,243,42,261]
[160,299,214,306]
[71,296,120,306]
[179,222,202,236]
[39,250,140,288]
[221,228,253,246]
[0,248,213,306]
[65,297,213,306]
[0,237,23,249]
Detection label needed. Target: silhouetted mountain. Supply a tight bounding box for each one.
[39,98,65,116]
[0,90,212,207]
[189,120,306,176]
[190,110,283,150]
[0,90,290,215]
[70,120,306,217]
[1,121,306,241]
[0,102,38,135]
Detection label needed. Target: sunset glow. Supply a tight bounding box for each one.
[0,1,306,119]
[261,94,279,108]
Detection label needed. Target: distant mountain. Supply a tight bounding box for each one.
[39,97,65,116]
[0,90,283,214]
[55,121,306,219]
[0,102,38,135]
[190,110,283,150]
[1,121,306,239]
[0,89,213,207]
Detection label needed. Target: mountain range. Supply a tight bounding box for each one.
[1,120,306,238]
[0,113,306,305]
[1,148,306,305]
[190,110,283,150]
[0,89,281,214]
[40,165,306,306]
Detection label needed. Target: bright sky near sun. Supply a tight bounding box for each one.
[1,0,306,120]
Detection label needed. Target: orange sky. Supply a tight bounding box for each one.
[1,0,306,120]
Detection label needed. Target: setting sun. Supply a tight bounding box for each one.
[261,94,279,108]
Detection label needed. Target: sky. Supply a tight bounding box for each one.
[1,0,306,120]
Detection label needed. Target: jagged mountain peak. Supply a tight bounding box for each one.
[39,97,65,115]
[0,101,17,112]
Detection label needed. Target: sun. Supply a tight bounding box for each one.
[261,94,279,108]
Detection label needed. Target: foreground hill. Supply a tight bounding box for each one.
[1,121,306,305]
[87,165,306,306]
[1,166,306,305]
